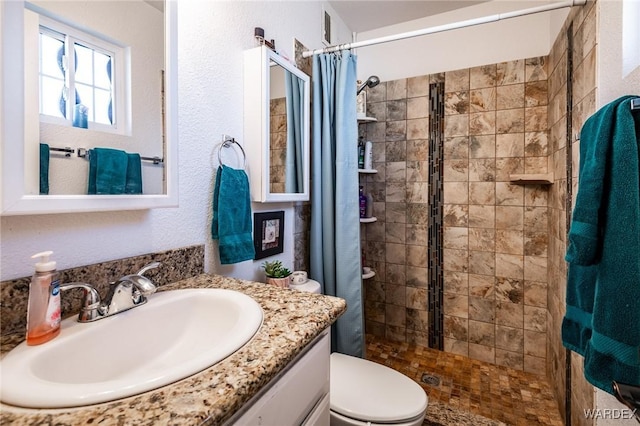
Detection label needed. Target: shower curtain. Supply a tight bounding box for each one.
[310,52,364,358]
[285,71,304,193]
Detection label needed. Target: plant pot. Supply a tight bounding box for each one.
[266,276,291,288]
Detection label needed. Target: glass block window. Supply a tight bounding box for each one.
[37,17,124,132]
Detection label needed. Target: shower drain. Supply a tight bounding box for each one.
[421,373,441,387]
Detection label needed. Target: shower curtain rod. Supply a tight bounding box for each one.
[302,0,586,58]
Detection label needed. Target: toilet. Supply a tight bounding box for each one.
[290,279,428,426]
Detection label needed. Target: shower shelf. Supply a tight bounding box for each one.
[357,115,377,123]
[362,270,376,280]
[360,217,377,223]
[509,173,554,185]
[358,168,378,174]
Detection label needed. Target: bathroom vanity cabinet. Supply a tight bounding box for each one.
[226,330,330,425]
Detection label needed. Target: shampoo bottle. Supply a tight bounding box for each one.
[359,186,367,218]
[27,251,61,345]
[364,141,373,170]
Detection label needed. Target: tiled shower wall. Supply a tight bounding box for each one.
[546,0,597,422]
[269,97,287,192]
[362,57,551,374]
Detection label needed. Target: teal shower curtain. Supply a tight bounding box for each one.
[310,52,364,358]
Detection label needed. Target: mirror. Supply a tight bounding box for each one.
[0,0,178,215]
[244,46,310,203]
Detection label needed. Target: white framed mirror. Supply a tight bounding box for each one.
[244,45,310,203]
[0,0,178,215]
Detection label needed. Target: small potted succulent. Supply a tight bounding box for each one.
[261,260,292,288]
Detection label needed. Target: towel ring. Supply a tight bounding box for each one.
[218,138,247,169]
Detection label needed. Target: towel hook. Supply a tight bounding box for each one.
[218,138,247,169]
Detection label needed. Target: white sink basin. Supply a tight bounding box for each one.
[0,288,263,408]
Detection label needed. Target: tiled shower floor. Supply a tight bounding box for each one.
[365,334,564,426]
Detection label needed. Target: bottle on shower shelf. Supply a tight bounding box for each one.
[358,137,365,170]
[359,186,367,218]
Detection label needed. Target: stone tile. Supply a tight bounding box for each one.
[495,206,523,229]
[445,68,470,92]
[524,230,548,256]
[497,60,525,86]
[469,135,495,159]
[495,325,524,352]
[495,253,524,279]
[468,159,496,182]
[443,159,469,182]
[469,182,495,205]
[469,342,496,364]
[469,111,496,136]
[386,222,406,244]
[524,206,548,231]
[496,133,525,157]
[495,182,524,206]
[469,296,495,323]
[367,101,387,122]
[367,81,386,102]
[525,106,548,132]
[445,114,469,137]
[386,263,406,286]
[407,139,429,161]
[386,100,407,121]
[469,274,495,298]
[386,242,406,264]
[524,306,547,332]
[524,330,546,358]
[469,205,495,228]
[495,277,524,304]
[495,158,524,182]
[386,202,406,223]
[384,122,406,146]
[365,300,385,323]
[524,280,547,308]
[524,256,547,282]
[444,182,469,205]
[443,205,469,227]
[386,304,407,327]
[406,245,427,267]
[444,136,469,160]
[524,186,548,207]
[444,338,469,357]
[406,266,428,288]
[386,182,407,202]
[444,226,469,250]
[407,75,429,98]
[469,88,496,112]
[407,118,429,140]
[468,228,495,252]
[372,141,386,162]
[443,248,469,273]
[525,56,547,82]
[406,309,429,332]
[386,162,406,182]
[497,84,525,110]
[496,349,524,370]
[406,161,428,182]
[386,283,406,306]
[387,79,407,100]
[495,229,524,255]
[525,81,548,107]
[445,91,470,115]
[407,97,429,119]
[470,64,497,89]
[468,250,495,276]
[406,286,427,310]
[524,132,549,156]
[444,271,469,295]
[444,315,469,339]
[406,203,427,224]
[406,224,427,246]
[442,293,469,318]
[496,109,525,134]
[407,182,429,203]
[366,121,386,142]
[386,140,407,162]
[468,320,495,346]
[366,220,385,242]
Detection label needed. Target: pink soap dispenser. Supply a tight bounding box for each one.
[26,251,61,345]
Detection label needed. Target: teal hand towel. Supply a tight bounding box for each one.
[125,153,142,194]
[563,95,640,394]
[39,143,49,195]
[88,148,143,194]
[211,165,255,264]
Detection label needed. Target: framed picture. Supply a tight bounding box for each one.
[253,211,285,260]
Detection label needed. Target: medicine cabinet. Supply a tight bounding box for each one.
[243,46,310,202]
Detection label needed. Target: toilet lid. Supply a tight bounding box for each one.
[330,353,428,423]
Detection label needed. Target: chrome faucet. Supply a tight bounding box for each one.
[60,262,161,323]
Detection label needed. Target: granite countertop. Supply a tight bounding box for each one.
[0,274,346,425]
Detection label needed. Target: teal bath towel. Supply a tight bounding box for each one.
[562,95,640,394]
[88,148,142,194]
[211,165,255,264]
[39,143,49,195]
